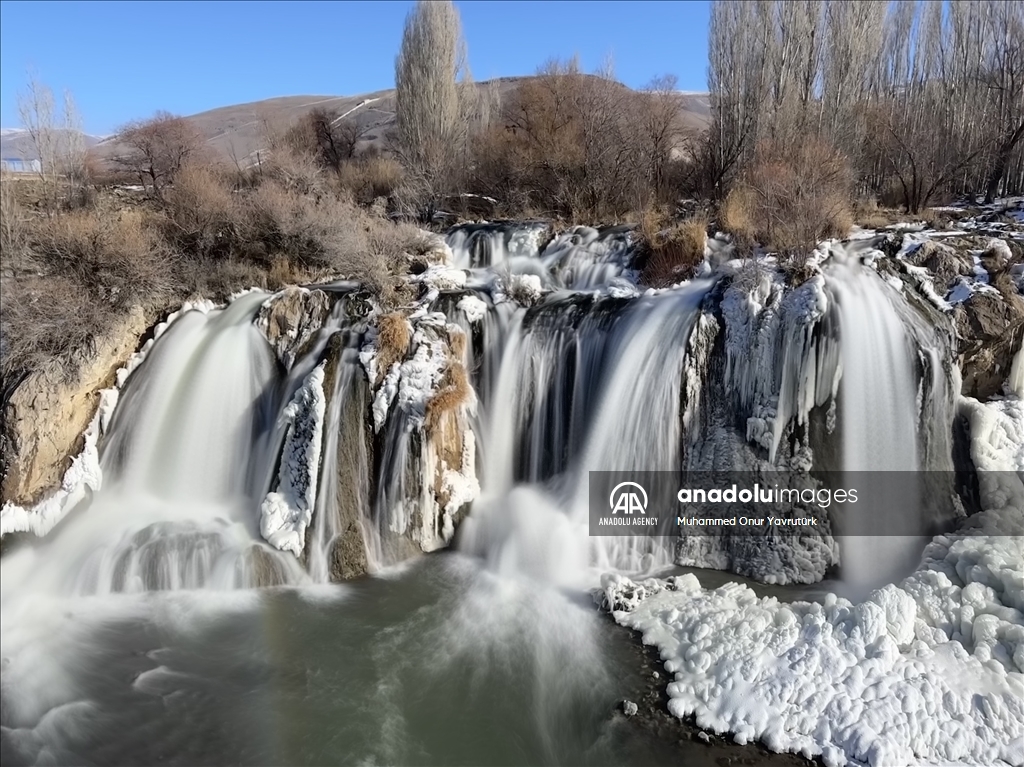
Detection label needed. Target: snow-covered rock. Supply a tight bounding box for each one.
[260,363,327,556]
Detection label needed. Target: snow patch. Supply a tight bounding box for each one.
[415,265,467,292]
[494,273,544,305]
[457,294,488,324]
[602,396,1024,767]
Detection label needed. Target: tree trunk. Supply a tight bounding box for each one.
[984,121,1024,204]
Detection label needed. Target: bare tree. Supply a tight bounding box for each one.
[16,72,87,210]
[979,0,1024,201]
[113,112,206,199]
[639,75,688,200]
[469,58,652,219]
[707,1,771,191]
[709,0,1023,211]
[394,0,469,201]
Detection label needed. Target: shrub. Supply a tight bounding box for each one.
[337,156,404,205]
[29,209,176,306]
[163,163,239,259]
[731,140,853,254]
[0,273,116,380]
[719,186,757,245]
[640,215,708,286]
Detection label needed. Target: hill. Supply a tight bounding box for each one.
[84,78,710,168]
[0,128,105,165]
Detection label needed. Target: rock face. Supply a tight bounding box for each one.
[1,305,148,507]
[956,274,1024,400]
[323,332,373,580]
[255,287,333,368]
[904,239,973,293]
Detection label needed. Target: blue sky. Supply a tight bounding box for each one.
[0,1,710,135]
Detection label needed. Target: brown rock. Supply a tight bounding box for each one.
[905,240,973,294]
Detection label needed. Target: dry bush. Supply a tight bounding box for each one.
[241,181,419,305]
[731,140,853,254]
[0,273,117,380]
[719,185,757,244]
[337,156,404,205]
[267,255,305,289]
[177,258,267,299]
[163,163,240,259]
[466,62,665,221]
[640,215,708,286]
[245,184,361,267]
[375,312,412,382]
[29,209,176,306]
[1,207,175,381]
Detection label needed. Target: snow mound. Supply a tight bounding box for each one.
[416,264,467,292]
[457,294,488,324]
[602,396,1024,767]
[603,552,1023,767]
[494,273,544,305]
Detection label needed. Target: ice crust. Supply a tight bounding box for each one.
[601,395,1024,767]
[259,363,327,556]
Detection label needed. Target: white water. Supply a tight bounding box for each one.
[2,294,309,597]
[829,263,926,594]
[459,281,712,581]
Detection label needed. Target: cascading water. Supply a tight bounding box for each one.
[8,294,309,596]
[2,213,1008,767]
[828,260,945,594]
[456,274,713,578]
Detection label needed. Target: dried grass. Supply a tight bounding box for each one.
[425,360,472,432]
[640,215,708,287]
[375,312,412,383]
[719,186,757,245]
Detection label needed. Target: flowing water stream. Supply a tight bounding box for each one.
[0,223,965,765]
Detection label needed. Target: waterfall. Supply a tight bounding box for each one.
[828,262,936,594]
[458,281,712,578]
[2,222,971,597]
[308,333,374,581]
[10,294,309,596]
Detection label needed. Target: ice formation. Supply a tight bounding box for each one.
[600,394,1024,767]
[457,294,488,323]
[260,363,327,556]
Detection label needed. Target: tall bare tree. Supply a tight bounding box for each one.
[979,0,1024,201]
[709,0,1023,211]
[394,0,469,196]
